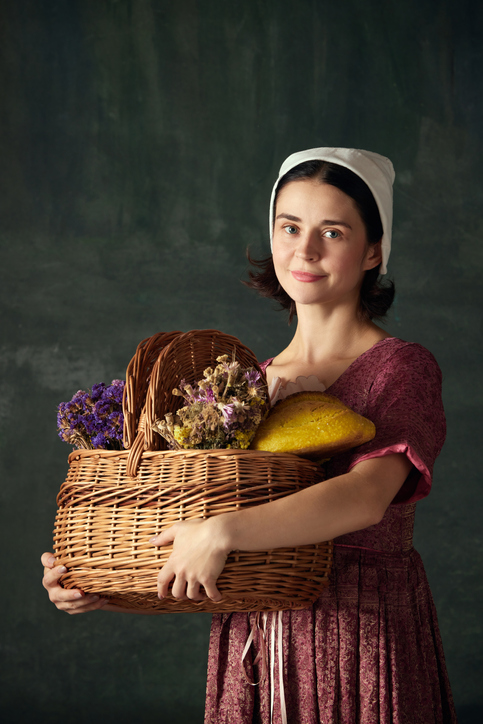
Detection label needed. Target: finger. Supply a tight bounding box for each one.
[41,552,57,568]
[150,527,176,547]
[157,565,176,599]
[170,575,188,600]
[186,581,207,602]
[42,565,68,589]
[42,567,86,604]
[56,594,110,615]
[42,564,77,590]
[202,578,223,603]
[41,554,108,614]
[48,585,86,604]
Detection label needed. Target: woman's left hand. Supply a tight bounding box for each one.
[151,517,229,602]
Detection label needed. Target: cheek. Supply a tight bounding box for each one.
[335,243,369,273]
[272,230,295,253]
[272,242,289,270]
[271,252,292,293]
[272,256,284,286]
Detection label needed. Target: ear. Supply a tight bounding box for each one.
[363,241,382,271]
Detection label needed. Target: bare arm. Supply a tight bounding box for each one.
[153,453,412,602]
[218,453,412,550]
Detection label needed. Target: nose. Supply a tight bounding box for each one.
[295,229,320,261]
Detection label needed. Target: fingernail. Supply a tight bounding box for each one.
[150,537,158,544]
[89,595,99,602]
[48,556,56,566]
[73,592,82,599]
[58,566,67,574]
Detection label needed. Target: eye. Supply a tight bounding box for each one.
[323,229,340,239]
[283,225,298,235]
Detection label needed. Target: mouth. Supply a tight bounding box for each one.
[290,271,325,283]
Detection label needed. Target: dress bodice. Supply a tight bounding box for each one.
[267,366,416,554]
[262,338,446,555]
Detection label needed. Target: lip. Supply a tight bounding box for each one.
[290,271,325,283]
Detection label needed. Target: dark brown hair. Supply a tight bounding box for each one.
[244,160,395,323]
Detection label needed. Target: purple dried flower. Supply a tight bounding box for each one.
[220,403,237,429]
[90,382,106,400]
[245,369,261,385]
[57,379,125,450]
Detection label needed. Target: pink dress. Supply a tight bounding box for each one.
[204,338,457,724]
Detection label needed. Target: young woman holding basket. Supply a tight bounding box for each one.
[43,147,457,723]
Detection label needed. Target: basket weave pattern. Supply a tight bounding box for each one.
[54,330,333,613]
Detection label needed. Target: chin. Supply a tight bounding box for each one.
[291,287,362,311]
[279,279,326,304]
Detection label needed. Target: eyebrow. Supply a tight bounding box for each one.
[275,213,352,229]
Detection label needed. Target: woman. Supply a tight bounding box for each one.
[42,147,457,723]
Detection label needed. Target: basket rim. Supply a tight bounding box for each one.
[67,447,320,465]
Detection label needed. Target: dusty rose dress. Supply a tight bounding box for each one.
[204,338,457,724]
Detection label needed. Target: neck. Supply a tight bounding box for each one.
[285,300,389,364]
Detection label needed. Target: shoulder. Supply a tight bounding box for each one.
[363,339,444,420]
[332,337,444,412]
[370,338,442,384]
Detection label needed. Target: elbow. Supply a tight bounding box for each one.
[369,506,387,527]
[351,474,396,530]
[360,499,389,529]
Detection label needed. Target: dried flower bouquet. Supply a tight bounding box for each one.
[152,355,268,450]
[57,380,125,450]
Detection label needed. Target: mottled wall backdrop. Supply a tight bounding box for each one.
[1,1,481,722]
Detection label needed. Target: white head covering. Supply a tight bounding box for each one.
[269,147,395,274]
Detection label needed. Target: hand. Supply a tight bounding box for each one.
[41,552,108,615]
[151,518,229,603]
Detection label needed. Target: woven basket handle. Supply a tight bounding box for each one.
[125,331,186,478]
[123,331,181,450]
[125,329,266,478]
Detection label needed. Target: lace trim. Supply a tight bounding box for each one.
[268,374,326,404]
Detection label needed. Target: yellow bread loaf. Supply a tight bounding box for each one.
[249,391,375,459]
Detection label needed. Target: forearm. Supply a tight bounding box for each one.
[215,453,411,553]
[216,474,373,551]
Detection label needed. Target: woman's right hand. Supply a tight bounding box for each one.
[41,552,108,614]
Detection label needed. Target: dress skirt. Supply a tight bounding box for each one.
[205,542,457,724]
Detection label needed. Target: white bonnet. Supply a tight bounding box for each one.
[269,147,395,274]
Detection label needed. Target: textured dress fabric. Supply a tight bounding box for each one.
[204,338,457,724]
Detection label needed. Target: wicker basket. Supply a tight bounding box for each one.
[53,330,333,613]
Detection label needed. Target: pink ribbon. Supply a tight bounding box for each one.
[241,611,287,724]
[241,611,269,686]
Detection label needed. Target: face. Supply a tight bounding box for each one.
[272,179,381,311]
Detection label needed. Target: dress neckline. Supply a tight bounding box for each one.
[263,337,397,393]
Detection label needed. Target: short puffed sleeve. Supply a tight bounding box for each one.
[326,342,446,503]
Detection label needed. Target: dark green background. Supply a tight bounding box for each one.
[1,1,481,722]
